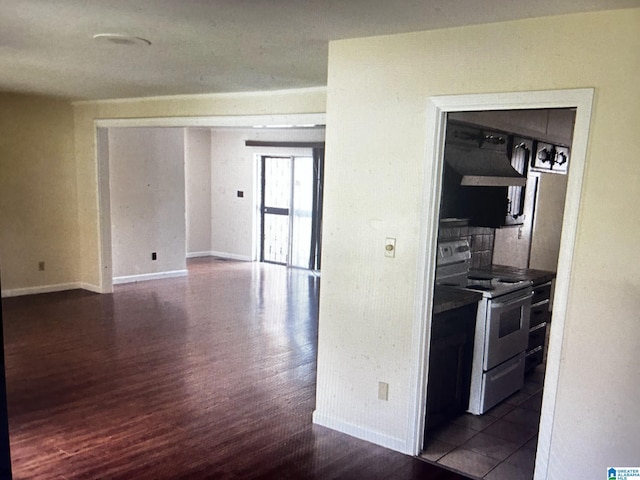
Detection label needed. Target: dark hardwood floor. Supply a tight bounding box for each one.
[1,258,469,479]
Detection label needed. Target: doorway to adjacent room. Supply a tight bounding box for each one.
[411,89,594,480]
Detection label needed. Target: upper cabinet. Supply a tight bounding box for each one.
[448,108,576,147]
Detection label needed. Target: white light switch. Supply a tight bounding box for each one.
[384,238,396,258]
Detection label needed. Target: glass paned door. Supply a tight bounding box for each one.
[260,153,323,269]
[261,156,292,264]
[290,156,314,268]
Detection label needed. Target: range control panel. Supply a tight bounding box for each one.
[436,240,471,266]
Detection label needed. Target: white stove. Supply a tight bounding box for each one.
[435,239,533,415]
[460,271,531,298]
[434,239,532,297]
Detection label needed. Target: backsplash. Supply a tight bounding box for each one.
[438,219,495,269]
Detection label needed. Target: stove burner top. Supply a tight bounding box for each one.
[434,240,533,298]
[438,274,532,298]
[466,285,494,291]
[496,278,522,284]
[468,275,493,281]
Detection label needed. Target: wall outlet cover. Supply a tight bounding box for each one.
[378,381,389,401]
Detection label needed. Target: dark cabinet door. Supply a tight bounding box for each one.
[424,303,477,436]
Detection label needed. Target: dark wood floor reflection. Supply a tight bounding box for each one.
[2,258,468,480]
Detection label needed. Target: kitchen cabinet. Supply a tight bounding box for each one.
[493,137,537,267]
[525,280,552,373]
[425,302,477,435]
[448,108,575,147]
[494,154,568,271]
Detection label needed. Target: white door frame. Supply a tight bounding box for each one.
[95,113,326,293]
[409,89,594,479]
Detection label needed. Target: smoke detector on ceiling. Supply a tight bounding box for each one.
[93,33,151,46]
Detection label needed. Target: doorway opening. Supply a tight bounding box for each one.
[421,107,576,480]
[95,114,326,294]
[410,89,594,480]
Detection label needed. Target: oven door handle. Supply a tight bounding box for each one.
[490,292,534,308]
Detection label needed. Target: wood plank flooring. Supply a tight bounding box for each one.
[1,258,469,480]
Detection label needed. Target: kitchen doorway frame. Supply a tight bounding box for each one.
[410,89,594,479]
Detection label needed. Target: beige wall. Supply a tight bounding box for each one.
[209,129,257,260]
[210,128,325,260]
[0,93,78,295]
[73,88,326,289]
[185,128,213,256]
[315,8,640,478]
[0,87,325,294]
[108,128,186,280]
[185,126,325,261]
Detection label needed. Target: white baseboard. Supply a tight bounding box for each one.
[312,410,409,454]
[1,282,83,298]
[186,251,252,262]
[186,251,216,259]
[79,282,104,294]
[112,269,188,285]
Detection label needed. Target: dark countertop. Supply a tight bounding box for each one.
[471,264,556,285]
[433,286,482,314]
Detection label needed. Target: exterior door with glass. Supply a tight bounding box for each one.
[260,155,317,269]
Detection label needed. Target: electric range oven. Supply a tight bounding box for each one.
[435,240,533,415]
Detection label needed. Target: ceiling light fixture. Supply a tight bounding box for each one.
[93,33,151,46]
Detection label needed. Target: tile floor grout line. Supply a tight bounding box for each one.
[423,367,546,479]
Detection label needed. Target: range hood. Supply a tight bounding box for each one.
[445,145,527,187]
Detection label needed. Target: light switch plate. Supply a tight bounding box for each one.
[384,237,396,258]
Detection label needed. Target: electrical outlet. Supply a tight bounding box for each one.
[378,381,389,401]
[151,252,157,260]
[38,261,45,271]
[237,190,244,198]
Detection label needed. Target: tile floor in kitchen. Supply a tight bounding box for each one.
[421,364,546,480]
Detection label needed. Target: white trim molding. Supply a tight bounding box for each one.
[79,282,103,294]
[95,113,326,129]
[74,86,327,107]
[186,251,252,261]
[312,411,410,454]
[409,89,594,480]
[1,283,86,298]
[112,270,188,285]
[186,251,217,259]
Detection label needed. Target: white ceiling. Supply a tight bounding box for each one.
[1,0,638,101]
